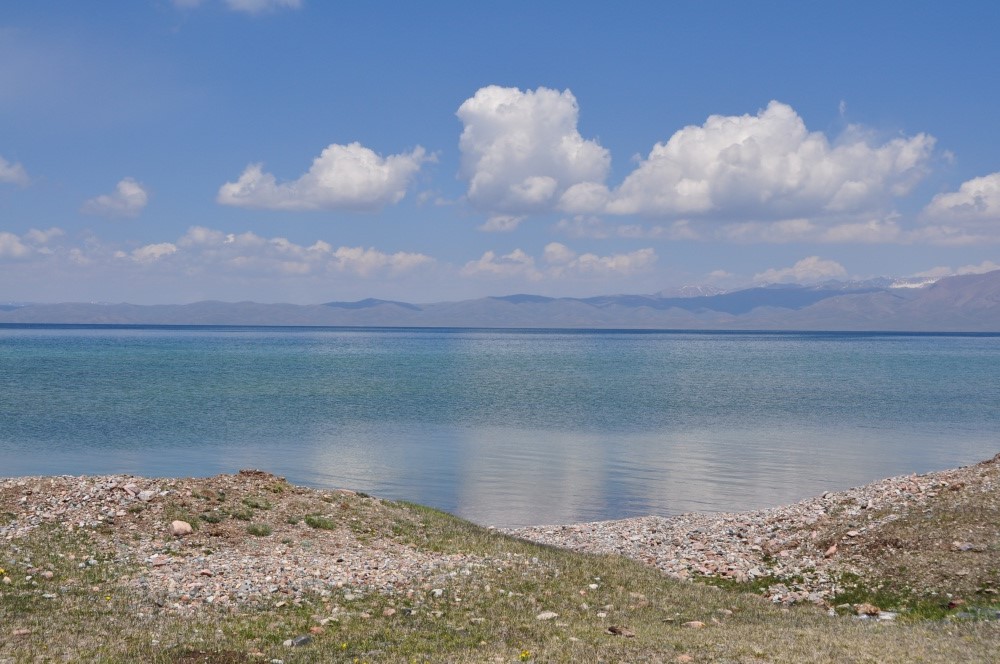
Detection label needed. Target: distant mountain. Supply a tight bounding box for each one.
[2,270,999,331]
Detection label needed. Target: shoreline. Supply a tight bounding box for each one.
[506,452,1000,606]
[3,453,999,611]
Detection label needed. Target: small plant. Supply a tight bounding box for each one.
[304,514,336,530]
[286,515,301,525]
[230,509,254,521]
[242,496,272,510]
[201,511,224,524]
[247,523,272,537]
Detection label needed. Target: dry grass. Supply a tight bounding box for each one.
[2,465,999,662]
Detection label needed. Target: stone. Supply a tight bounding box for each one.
[169,520,193,537]
[681,621,706,629]
[535,611,559,620]
[855,603,880,616]
[676,656,694,663]
[138,490,156,502]
[382,608,396,617]
[824,544,837,558]
[282,635,311,648]
[607,625,635,637]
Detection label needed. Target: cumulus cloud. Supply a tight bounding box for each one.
[456,85,610,214]
[461,244,656,280]
[0,227,70,260]
[456,95,935,238]
[129,243,178,263]
[0,155,29,187]
[753,256,848,284]
[0,232,31,259]
[479,215,525,232]
[176,226,433,276]
[81,178,149,218]
[605,101,934,220]
[218,142,429,211]
[543,242,657,276]
[461,249,541,280]
[923,172,1000,224]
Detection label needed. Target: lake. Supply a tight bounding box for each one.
[1,325,998,527]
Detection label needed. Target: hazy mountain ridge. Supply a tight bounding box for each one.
[2,270,999,331]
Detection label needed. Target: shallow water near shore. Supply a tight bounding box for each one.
[2,325,999,526]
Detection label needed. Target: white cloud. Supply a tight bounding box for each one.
[224,0,301,13]
[818,218,903,243]
[176,226,433,277]
[461,244,656,280]
[956,260,1000,275]
[129,243,178,263]
[461,249,542,280]
[543,242,657,276]
[923,172,1000,223]
[218,142,429,211]
[0,232,32,258]
[81,178,149,218]
[605,101,934,220]
[173,0,301,13]
[456,85,610,213]
[0,155,29,187]
[479,214,525,233]
[555,216,700,241]
[915,260,1000,278]
[0,228,67,259]
[24,227,64,245]
[753,256,848,284]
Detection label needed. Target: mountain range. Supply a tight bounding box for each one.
[2,270,999,332]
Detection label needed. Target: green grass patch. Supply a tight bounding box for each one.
[246,523,272,537]
[303,514,336,530]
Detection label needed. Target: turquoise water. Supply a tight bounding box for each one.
[1,325,998,526]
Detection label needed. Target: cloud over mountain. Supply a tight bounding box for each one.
[218,143,430,211]
[457,86,610,214]
[604,101,934,220]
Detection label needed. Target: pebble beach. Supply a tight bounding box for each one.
[2,454,998,616]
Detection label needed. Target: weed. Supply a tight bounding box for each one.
[304,514,336,530]
[247,524,272,537]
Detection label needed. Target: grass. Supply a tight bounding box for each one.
[3,463,1000,662]
[303,514,336,530]
[246,523,272,537]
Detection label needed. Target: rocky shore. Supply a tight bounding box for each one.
[3,454,998,618]
[506,453,1000,613]
[0,470,499,615]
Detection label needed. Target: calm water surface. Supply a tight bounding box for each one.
[1,326,998,526]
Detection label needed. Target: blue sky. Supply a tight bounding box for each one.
[2,0,1000,304]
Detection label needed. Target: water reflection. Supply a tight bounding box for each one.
[3,421,997,527]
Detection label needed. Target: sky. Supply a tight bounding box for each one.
[2,0,1000,305]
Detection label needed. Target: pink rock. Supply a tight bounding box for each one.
[169,520,193,537]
